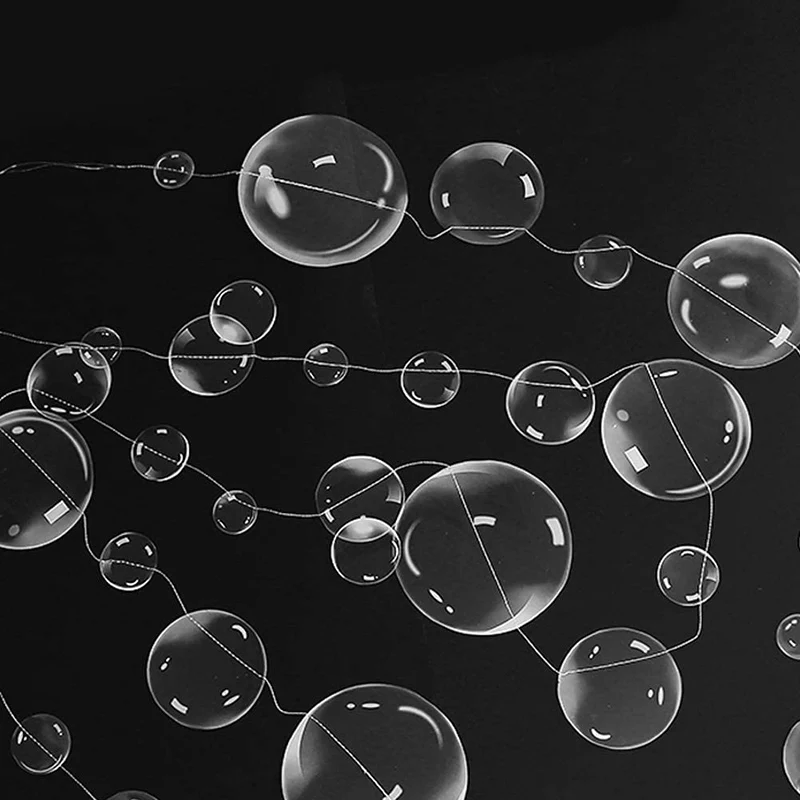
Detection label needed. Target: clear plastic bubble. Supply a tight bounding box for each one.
[601,359,751,501]
[303,343,349,387]
[131,424,189,482]
[505,360,595,445]
[400,351,461,408]
[0,410,93,550]
[395,460,572,635]
[81,326,123,365]
[153,150,195,189]
[777,614,800,660]
[667,233,800,368]
[10,713,71,774]
[656,545,720,607]
[238,115,408,267]
[106,792,159,800]
[27,342,111,420]
[331,518,401,585]
[210,280,277,345]
[282,683,468,800]
[315,455,405,539]
[99,532,158,591]
[429,142,544,246]
[168,315,256,396]
[147,609,266,730]
[212,490,258,535]
[574,235,633,289]
[557,627,682,750]
[784,720,800,794]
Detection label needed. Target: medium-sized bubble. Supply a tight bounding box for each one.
[656,545,720,606]
[783,720,800,794]
[131,425,189,482]
[574,235,633,289]
[210,280,277,345]
[331,518,401,585]
[153,150,195,189]
[213,490,258,535]
[777,613,800,660]
[400,351,461,408]
[81,326,123,365]
[99,532,158,591]
[10,713,71,774]
[303,343,349,387]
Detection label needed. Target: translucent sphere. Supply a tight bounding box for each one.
[332,518,401,585]
[667,233,800,368]
[153,150,195,189]
[315,455,405,539]
[238,115,408,267]
[99,532,158,591]
[777,614,800,660]
[505,360,595,445]
[282,683,468,800]
[557,627,682,750]
[395,461,572,635]
[656,545,720,607]
[429,142,544,245]
[212,490,258,535]
[11,713,71,774]
[574,235,633,289]
[400,351,461,409]
[784,721,800,794]
[27,342,111,420]
[147,609,266,730]
[168,315,256,396]
[303,343,349,387]
[210,280,277,345]
[601,359,751,500]
[106,792,159,800]
[131,425,189,482]
[81,326,122,365]
[0,410,93,550]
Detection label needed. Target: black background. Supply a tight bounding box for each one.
[2,2,800,798]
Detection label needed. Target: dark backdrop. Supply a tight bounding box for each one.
[2,3,800,798]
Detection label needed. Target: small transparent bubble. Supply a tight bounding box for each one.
[315,455,405,538]
[99,532,158,591]
[210,280,277,345]
[777,613,800,660]
[331,518,401,585]
[400,351,461,408]
[153,150,195,189]
[169,315,255,396]
[213,490,258,535]
[506,360,595,445]
[81,326,123,365]
[783,720,800,794]
[303,343,349,387]
[27,342,111,420]
[106,792,159,800]
[656,545,720,607]
[10,713,71,774]
[131,425,189,482]
[574,235,633,289]
[429,142,544,245]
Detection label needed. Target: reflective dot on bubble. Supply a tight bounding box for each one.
[106,792,159,800]
[99,532,157,591]
[395,460,571,635]
[574,234,632,290]
[303,343,349,387]
[656,545,720,607]
[10,713,71,774]
[506,360,595,445]
[210,280,277,346]
[27,342,111,421]
[153,150,195,190]
[429,142,544,246]
[147,609,266,730]
[400,351,461,409]
[557,627,682,750]
[0,410,93,550]
[777,614,800,660]
[81,326,122,365]
[282,683,468,800]
[331,518,401,586]
[601,359,751,501]
[238,115,408,267]
[315,455,405,539]
[667,233,800,369]
[783,720,800,794]
[213,490,258,535]
[131,425,189,482]
[168,315,255,396]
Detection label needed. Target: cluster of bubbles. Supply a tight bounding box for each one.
[6,111,800,797]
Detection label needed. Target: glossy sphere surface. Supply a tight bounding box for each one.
[106,790,159,800]
[777,614,800,660]
[784,721,800,794]
[100,532,158,591]
[81,326,122,364]
[210,280,277,345]
[400,351,461,408]
[574,234,632,289]
[395,461,571,635]
[332,518,401,585]
[303,343,349,387]
[213,490,258,535]
[656,545,720,606]
[131,425,189,482]
[153,150,194,189]
[11,713,71,774]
